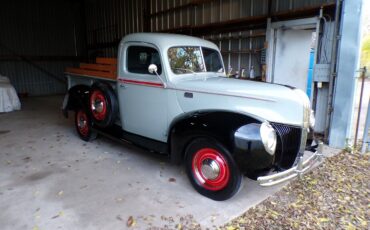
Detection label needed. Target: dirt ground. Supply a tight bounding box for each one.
[222,151,369,230]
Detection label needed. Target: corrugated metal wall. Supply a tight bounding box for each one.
[84,0,146,57]
[147,0,335,77]
[0,0,335,95]
[84,0,334,78]
[0,0,85,96]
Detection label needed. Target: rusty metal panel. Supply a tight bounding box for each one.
[240,0,252,17]
[229,0,240,19]
[210,0,221,22]
[173,0,182,28]
[220,0,231,21]
[84,0,148,56]
[253,0,268,16]
[272,0,335,12]
[202,2,212,24]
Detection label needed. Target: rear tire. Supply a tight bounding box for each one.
[75,108,97,142]
[185,137,242,201]
[89,82,118,128]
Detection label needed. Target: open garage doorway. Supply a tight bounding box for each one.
[267,18,319,96]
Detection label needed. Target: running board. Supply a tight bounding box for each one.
[92,125,169,155]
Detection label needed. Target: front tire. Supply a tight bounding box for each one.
[185,137,242,201]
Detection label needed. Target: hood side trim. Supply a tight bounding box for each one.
[168,87,276,102]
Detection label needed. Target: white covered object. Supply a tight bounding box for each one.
[0,76,21,112]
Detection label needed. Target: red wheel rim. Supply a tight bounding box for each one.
[192,148,230,191]
[76,110,89,137]
[90,90,107,121]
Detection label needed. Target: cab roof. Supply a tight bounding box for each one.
[120,33,219,51]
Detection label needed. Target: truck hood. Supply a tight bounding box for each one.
[172,76,309,126]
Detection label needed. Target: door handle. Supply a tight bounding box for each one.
[184,92,193,98]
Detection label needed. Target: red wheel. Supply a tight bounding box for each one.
[192,148,230,191]
[90,90,107,121]
[89,82,118,128]
[185,137,242,201]
[75,108,97,141]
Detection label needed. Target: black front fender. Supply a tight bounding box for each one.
[234,123,274,174]
[169,111,273,173]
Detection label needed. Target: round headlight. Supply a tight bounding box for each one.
[309,110,316,129]
[260,121,277,156]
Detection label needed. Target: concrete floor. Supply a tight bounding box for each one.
[0,96,338,230]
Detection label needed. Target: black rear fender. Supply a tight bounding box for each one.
[62,85,91,118]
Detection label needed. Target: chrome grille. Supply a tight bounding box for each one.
[271,123,302,169]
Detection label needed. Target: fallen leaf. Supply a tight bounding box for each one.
[319,217,330,223]
[115,197,124,202]
[127,216,136,227]
[220,152,369,230]
[51,211,64,219]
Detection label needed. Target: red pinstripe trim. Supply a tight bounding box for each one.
[118,78,274,102]
[118,78,163,88]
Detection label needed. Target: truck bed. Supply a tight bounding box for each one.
[65,57,117,81]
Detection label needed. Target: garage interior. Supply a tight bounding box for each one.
[0,0,365,229]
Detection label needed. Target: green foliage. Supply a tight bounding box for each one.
[168,47,203,73]
[361,35,370,71]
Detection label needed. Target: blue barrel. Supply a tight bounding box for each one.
[306,49,315,98]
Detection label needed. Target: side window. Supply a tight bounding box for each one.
[202,47,223,72]
[127,46,162,75]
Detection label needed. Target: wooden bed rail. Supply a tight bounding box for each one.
[65,58,117,80]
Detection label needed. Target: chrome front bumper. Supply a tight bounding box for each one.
[257,142,324,186]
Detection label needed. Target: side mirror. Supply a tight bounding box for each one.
[148,64,167,88]
[148,64,158,74]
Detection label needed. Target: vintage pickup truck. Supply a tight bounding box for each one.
[62,33,322,201]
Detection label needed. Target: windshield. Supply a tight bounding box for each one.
[168,46,223,74]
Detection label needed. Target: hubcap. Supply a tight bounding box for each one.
[78,118,87,129]
[201,159,220,180]
[92,100,104,113]
[192,148,230,191]
[77,110,89,136]
[90,90,107,121]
